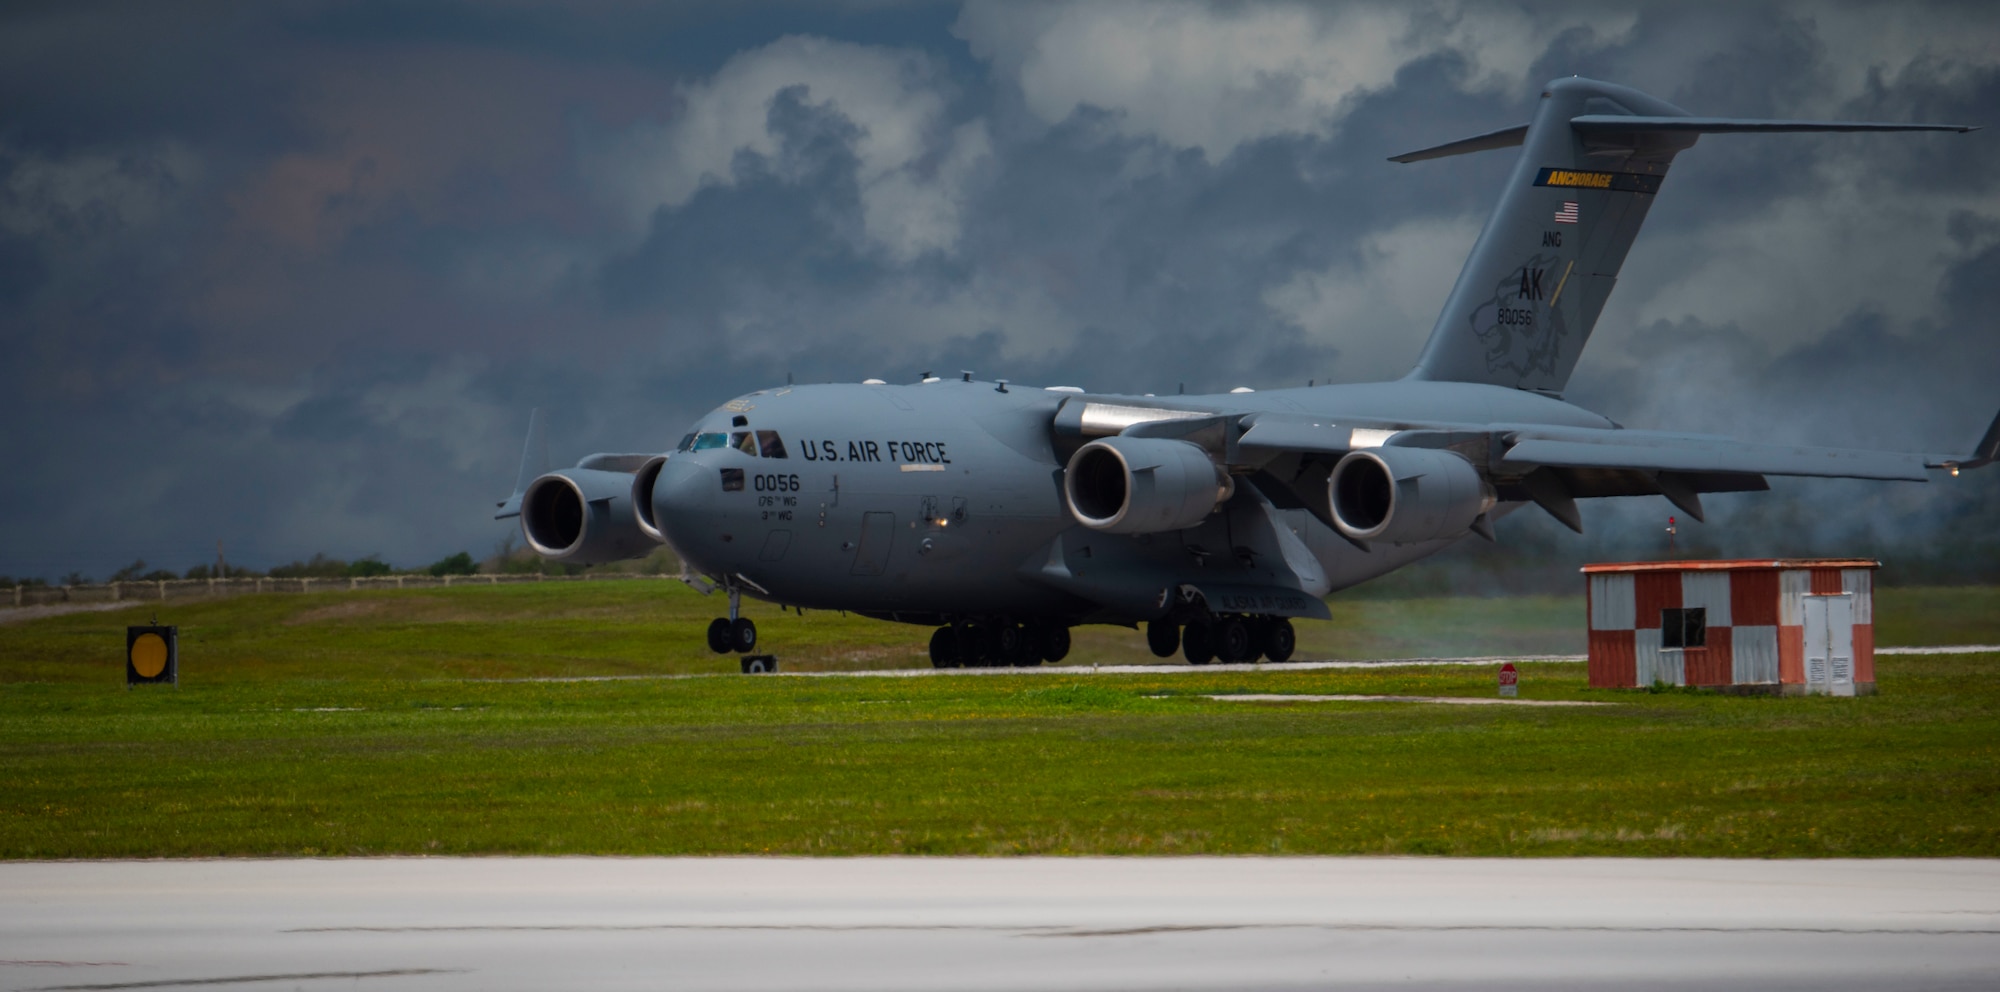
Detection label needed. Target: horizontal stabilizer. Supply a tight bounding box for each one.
[1390,117,1975,165]
[1388,123,1528,163]
[1569,115,1978,135]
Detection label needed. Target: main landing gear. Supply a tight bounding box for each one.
[1149,616,1295,665]
[929,620,1072,669]
[705,586,758,655]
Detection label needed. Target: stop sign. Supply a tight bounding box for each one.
[1498,662,1518,697]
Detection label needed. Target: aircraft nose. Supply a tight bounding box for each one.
[648,454,718,547]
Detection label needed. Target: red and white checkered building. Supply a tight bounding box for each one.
[1584,559,1878,695]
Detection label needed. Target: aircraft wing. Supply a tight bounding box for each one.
[1499,434,1931,482]
[1227,410,1999,482]
[1500,407,2000,481]
[492,407,660,520]
[1218,407,1998,535]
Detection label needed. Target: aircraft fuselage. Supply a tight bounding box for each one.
[653,378,1611,626]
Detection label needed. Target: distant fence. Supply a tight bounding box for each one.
[2,572,675,609]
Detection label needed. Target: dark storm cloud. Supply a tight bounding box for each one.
[1,0,1995,582]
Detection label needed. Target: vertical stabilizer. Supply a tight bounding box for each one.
[1406,78,1692,393]
[1399,77,1972,394]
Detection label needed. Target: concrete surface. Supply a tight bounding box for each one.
[4,858,1999,991]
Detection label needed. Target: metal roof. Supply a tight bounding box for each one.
[1579,558,1881,574]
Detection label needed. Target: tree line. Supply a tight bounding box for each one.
[1,540,683,589]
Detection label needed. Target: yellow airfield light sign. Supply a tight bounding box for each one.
[126,625,178,686]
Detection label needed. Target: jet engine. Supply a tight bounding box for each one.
[1328,446,1492,545]
[631,455,670,543]
[1064,437,1233,534]
[520,468,657,565]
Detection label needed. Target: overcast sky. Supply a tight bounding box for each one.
[2,0,1995,580]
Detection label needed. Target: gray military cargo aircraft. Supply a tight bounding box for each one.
[498,76,1997,668]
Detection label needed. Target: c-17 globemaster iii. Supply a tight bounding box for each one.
[498,76,1997,668]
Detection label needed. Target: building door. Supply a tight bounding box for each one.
[851,512,895,576]
[1803,594,1855,697]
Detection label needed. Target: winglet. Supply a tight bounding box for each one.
[1930,408,2000,475]
[494,408,549,519]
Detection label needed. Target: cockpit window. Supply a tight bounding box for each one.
[691,432,728,451]
[731,431,757,455]
[755,430,787,459]
[677,433,697,452]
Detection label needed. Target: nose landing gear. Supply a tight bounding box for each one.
[706,586,759,654]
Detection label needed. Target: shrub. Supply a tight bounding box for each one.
[427,552,477,577]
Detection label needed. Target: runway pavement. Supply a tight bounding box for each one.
[5,858,1999,991]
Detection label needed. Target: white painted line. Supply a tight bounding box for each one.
[472,647,1997,684]
[780,656,1587,678]
[1878,645,2000,655]
[1197,693,1611,707]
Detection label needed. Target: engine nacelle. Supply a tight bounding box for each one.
[520,468,657,565]
[1328,446,1492,545]
[631,455,670,543]
[1064,436,1233,534]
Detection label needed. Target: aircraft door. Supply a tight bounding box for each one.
[851,512,895,576]
[1802,594,1855,697]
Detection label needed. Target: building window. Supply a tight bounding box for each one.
[1661,607,1707,649]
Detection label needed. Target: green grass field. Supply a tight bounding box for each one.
[1,583,1996,858]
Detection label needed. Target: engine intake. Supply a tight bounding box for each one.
[1064,437,1233,534]
[1329,446,1492,545]
[521,468,658,565]
[631,456,670,543]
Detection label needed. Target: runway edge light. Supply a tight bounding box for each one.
[127,625,178,687]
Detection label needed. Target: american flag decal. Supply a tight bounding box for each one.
[1554,201,1579,224]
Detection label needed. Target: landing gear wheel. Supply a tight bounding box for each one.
[1216,618,1253,663]
[706,618,732,655]
[1041,624,1071,664]
[1009,626,1042,667]
[731,617,758,653]
[994,623,1024,664]
[1146,621,1180,658]
[1262,618,1296,663]
[1183,622,1214,665]
[962,625,993,668]
[929,626,960,668]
